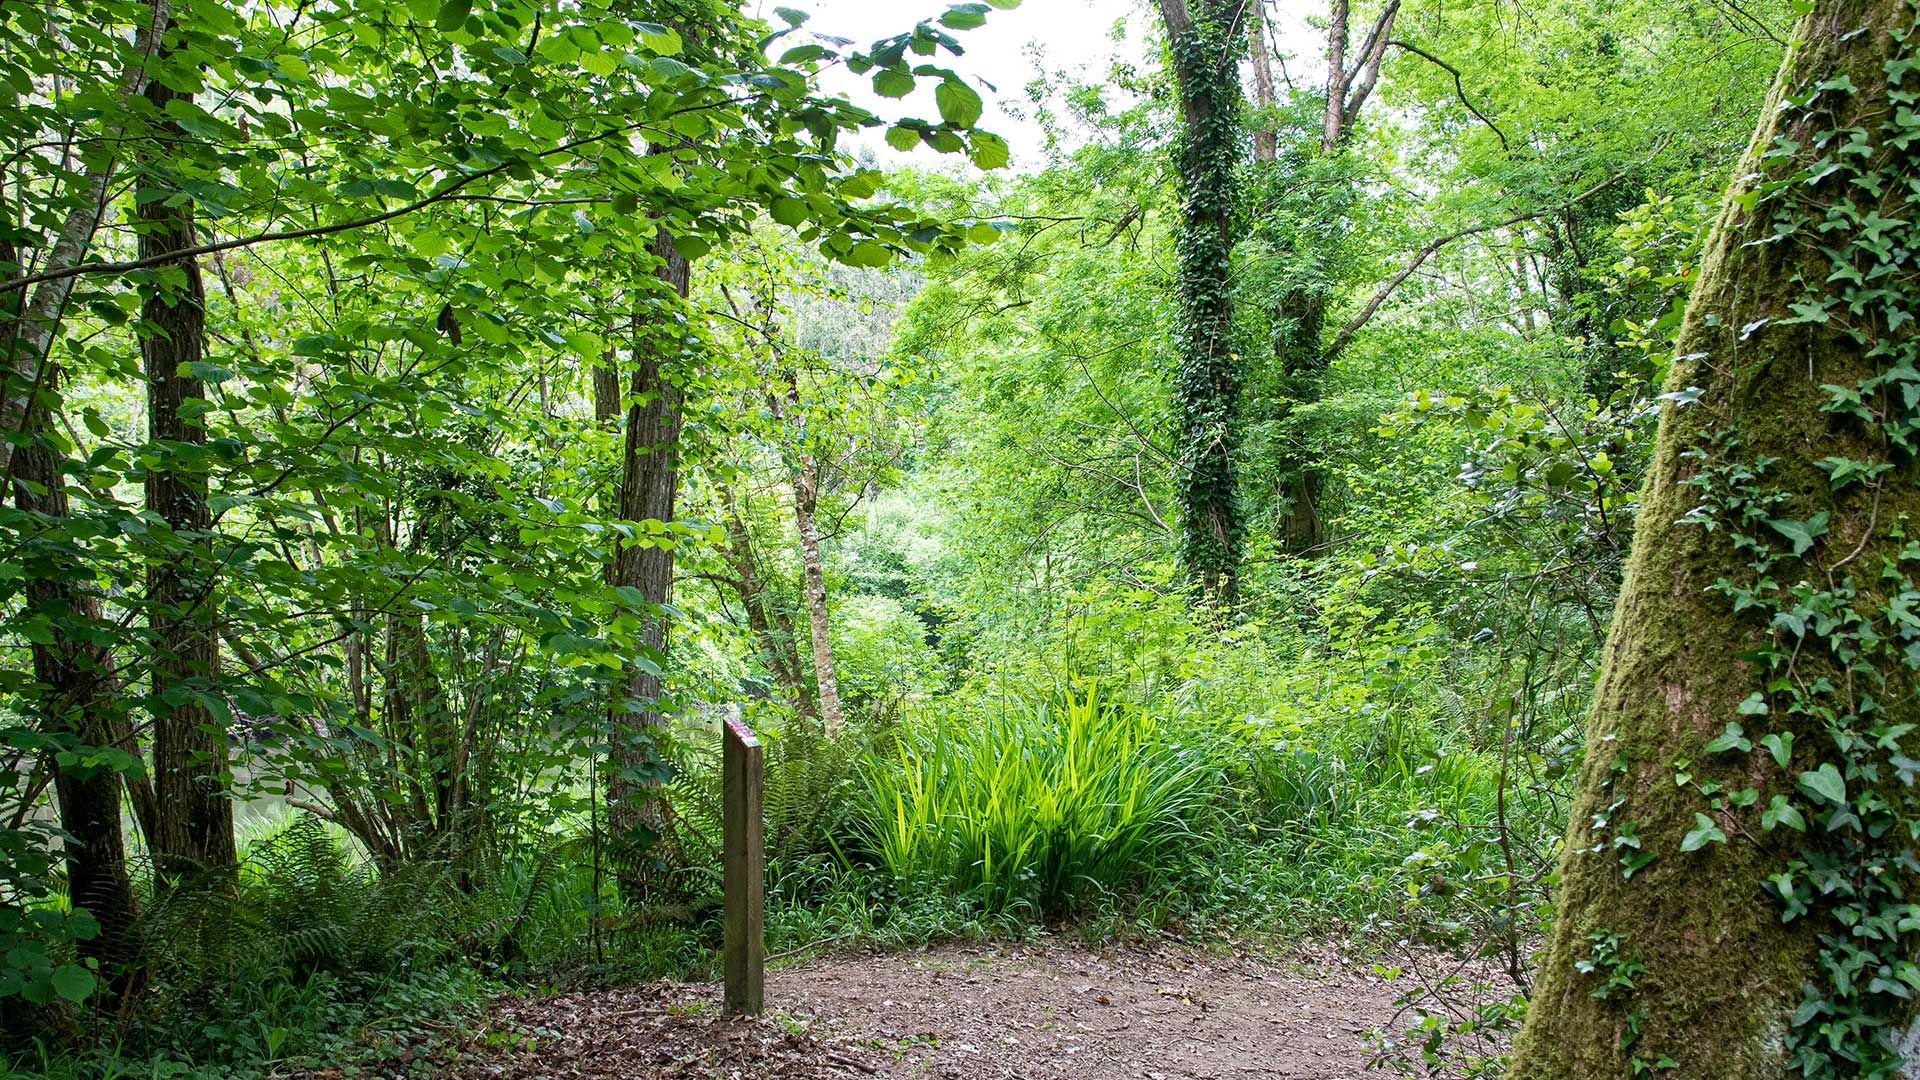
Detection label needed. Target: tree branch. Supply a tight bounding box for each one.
[1389,40,1511,152]
[1320,168,1631,365]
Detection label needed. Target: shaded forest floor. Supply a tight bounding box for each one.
[431,940,1407,1080]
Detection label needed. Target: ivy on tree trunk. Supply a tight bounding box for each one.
[1157,0,1246,608]
[1509,1,1920,1074]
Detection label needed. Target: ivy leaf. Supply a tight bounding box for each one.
[1798,763,1847,805]
[1680,812,1727,852]
[1765,512,1830,555]
[1705,722,1751,754]
[1760,731,1794,768]
[1737,692,1769,716]
[1620,849,1657,878]
[1762,794,1806,832]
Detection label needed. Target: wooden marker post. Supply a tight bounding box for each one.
[722,715,764,1015]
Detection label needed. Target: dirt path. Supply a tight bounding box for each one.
[470,939,1404,1079]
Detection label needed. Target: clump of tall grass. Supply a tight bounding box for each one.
[850,683,1212,916]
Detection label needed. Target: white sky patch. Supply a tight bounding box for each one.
[757,0,1332,171]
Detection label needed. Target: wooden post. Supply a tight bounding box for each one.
[722,714,764,1015]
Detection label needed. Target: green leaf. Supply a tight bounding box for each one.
[435,0,471,31]
[1798,763,1846,805]
[1760,731,1793,768]
[769,197,809,227]
[49,964,94,1003]
[1737,692,1769,716]
[872,68,914,98]
[1680,812,1726,852]
[1765,512,1830,555]
[940,2,990,29]
[673,235,712,260]
[1762,794,1806,832]
[885,125,922,152]
[935,78,983,126]
[968,130,1009,169]
[1704,722,1750,754]
[842,241,893,268]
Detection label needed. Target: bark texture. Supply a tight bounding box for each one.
[140,59,235,878]
[2,221,139,969]
[1508,3,1920,1075]
[790,462,843,739]
[606,228,689,892]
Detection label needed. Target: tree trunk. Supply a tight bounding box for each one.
[1266,0,1396,555]
[0,0,170,480]
[1509,2,1920,1075]
[1248,2,1278,164]
[719,484,814,723]
[0,211,138,986]
[606,227,688,895]
[790,462,843,738]
[140,55,235,879]
[1157,0,1246,607]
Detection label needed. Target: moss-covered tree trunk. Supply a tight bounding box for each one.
[1509,2,1920,1076]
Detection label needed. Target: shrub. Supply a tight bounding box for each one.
[849,683,1211,916]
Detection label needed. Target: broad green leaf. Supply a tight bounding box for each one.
[770,197,810,227]
[873,68,914,98]
[1798,763,1846,805]
[935,78,983,126]
[1762,794,1806,832]
[49,964,94,1004]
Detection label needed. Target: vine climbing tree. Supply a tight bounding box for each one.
[1509,0,1920,1075]
[1156,0,1246,607]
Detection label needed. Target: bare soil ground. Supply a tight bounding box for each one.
[455,939,1405,1080]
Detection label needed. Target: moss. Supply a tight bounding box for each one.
[1507,2,1920,1076]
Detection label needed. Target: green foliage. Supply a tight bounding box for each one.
[851,683,1210,915]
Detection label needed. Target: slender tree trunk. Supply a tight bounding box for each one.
[1248,1,1278,163]
[13,397,140,973]
[1321,0,1350,153]
[0,0,170,479]
[790,462,843,738]
[1509,2,1920,1075]
[719,484,814,723]
[139,52,234,878]
[1265,0,1396,555]
[606,228,688,895]
[2,207,139,971]
[1157,0,1246,607]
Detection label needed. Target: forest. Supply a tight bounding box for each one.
[2,0,1917,1075]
